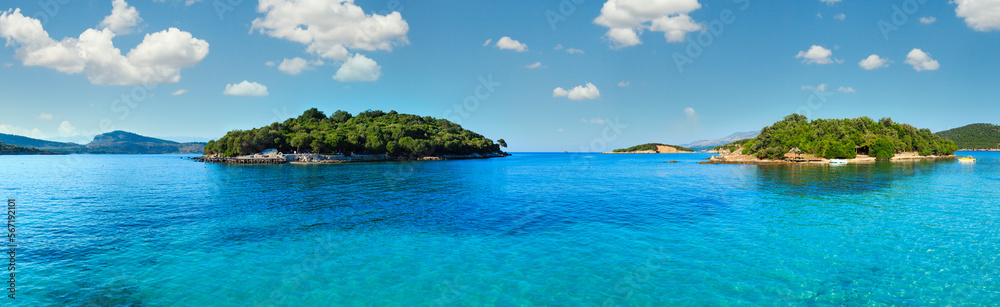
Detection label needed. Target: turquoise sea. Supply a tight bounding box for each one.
[3,152,1000,305]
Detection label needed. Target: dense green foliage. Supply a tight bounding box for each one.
[712,139,753,152]
[611,143,694,153]
[935,123,1000,149]
[0,142,60,155]
[203,109,506,157]
[742,114,957,160]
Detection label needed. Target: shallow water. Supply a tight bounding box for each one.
[2,152,999,305]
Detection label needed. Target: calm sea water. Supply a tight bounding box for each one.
[2,152,999,305]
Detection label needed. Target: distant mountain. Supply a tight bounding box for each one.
[0,131,205,154]
[935,123,1000,150]
[87,131,206,154]
[683,131,761,151]
[0,142,63,155]
[0,133,86,152]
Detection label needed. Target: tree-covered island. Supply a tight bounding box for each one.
[201,108,508,163]
[705,114,958,164]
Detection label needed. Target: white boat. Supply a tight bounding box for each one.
[829,159,848,164]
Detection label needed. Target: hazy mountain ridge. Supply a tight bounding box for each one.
[0,131,205,154]
[683,131,761,151]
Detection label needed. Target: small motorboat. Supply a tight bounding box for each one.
[829,159,848,164]
[959,156,976,163]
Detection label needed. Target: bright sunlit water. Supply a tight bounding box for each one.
[3,152,999,305]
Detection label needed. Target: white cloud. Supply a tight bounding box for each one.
[594,0,703,48]
[920,16,937,24]
[617,81,630,87]
[821,0,841,4]
[858,54,890,70]
[833,13,846,20]
[525,62,544,69]
[553,83,601,101]
[37,113,54,120]
[838,86,856,93]
[566,48,585,54]
[905,48,940,71]
[684,107,696,118]
[100,0,142,35]
[251,0,409,61]
[185,0,202,5]
[0,124,45,139]
[557,128,564,132]
[0,9,209,85]
[265,61,276,67]
[816,12,823,18]
[553,44,563,50]
[483,39,492,47]
[333,53,381,82]
[171,89,187,95]
[496,36,528,52]
[277,57,314,75]
[223,81,269,97]
[58,121,77,137]
[802,83,828,92]
[954,0,1000,31]
[796,45,835,64]
[594,0,704,49]
[582,117,606,125]
[3,63,11,67]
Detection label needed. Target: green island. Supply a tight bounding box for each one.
[934,123,1000,150]
[200,108,508,163]
[606,143,694,154]
[705,114,959,164]
[0,142,62,155]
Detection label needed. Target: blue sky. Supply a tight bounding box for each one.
[0,0,998,151]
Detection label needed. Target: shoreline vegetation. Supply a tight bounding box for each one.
[198,108,509,164]
[701,114,962,165]
[0,142,63,155]
[604,143,695,154]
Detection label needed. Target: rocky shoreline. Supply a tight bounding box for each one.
[699,149,962,165]
[194,152,510,164]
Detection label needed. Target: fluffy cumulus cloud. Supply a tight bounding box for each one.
[617,81,630,87]
[333,54,381,82]
[833,13,846,21]
[802,83,828,92]
[252,0,408,82]
[796,45,835,64]
[276,57,322,75]
[100,0,142,34]
[905,48,940,71]
[495,36,528,52]
[920,16,937,24]
[953,0,1000,31]
[594,0,703,49]
[0,4,209,85]
[252,0,409,60]
[58,121,77,137]
[223,81,269,97]
[858,54,890,70]
[482,39,492,47]
[553,83,601,101]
